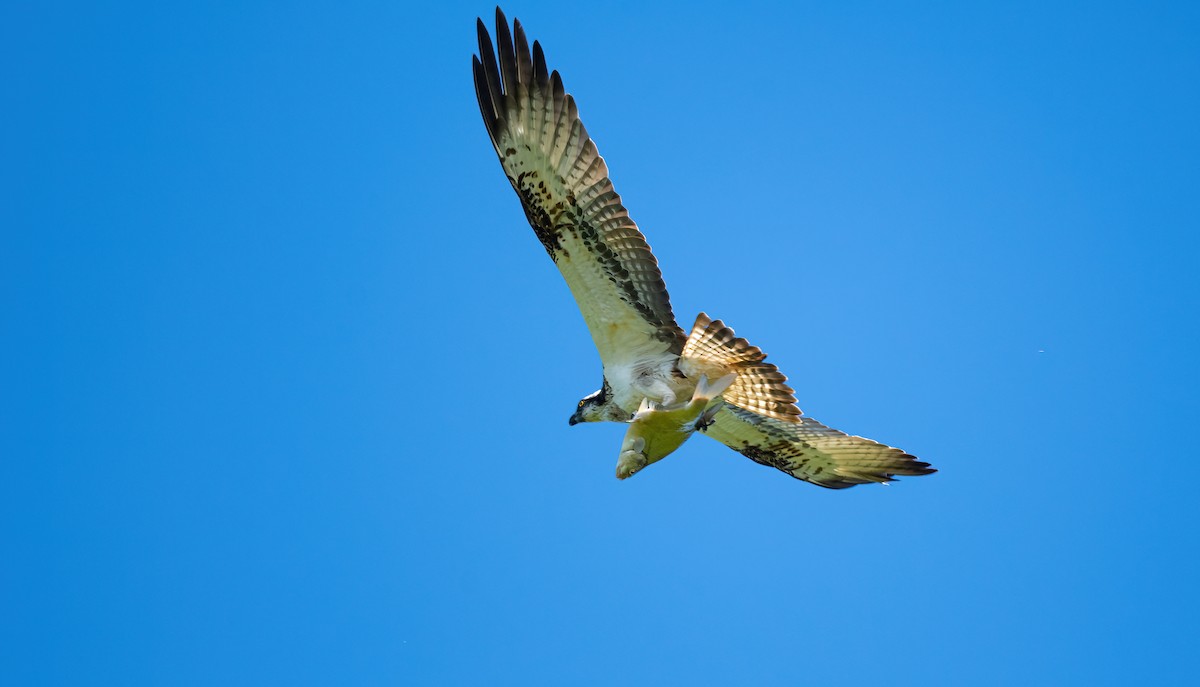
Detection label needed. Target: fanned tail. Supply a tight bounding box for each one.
[679,313,801,422]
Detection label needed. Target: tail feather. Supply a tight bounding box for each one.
[680,313,801,422]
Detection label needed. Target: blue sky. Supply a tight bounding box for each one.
[3,1,1199,685]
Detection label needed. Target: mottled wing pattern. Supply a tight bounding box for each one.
[703,404,935,489]
[678,313,801,422]
[472,10,685,365]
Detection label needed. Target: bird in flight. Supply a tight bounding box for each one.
[472,8,935,487]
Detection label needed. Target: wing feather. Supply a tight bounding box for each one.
[703,404,935,489]
[475,20,504,143]
[473,9,685,365]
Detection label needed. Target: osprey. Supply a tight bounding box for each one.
[472,9,935,488]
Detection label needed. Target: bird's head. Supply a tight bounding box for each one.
[568,380,628,425]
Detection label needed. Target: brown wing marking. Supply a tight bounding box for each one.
[473,10,685,363]
[703,404,936,489]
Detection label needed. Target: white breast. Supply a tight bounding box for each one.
[605,353,695,413]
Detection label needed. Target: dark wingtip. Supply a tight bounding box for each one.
[494,7,516,93]
[890,458,938,479]
[532,40,548,85]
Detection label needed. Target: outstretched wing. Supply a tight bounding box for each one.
[473,9,685,367]
[703,404,935,489]
[678,313,801,422]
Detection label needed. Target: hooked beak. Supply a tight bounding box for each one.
[568,412,582,426]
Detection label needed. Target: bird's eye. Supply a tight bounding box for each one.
[577,401,585,409]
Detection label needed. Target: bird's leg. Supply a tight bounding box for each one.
[639,376,677,407]
[695,402,721,433]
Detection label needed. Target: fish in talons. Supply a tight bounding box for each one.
[615,373,738,480]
